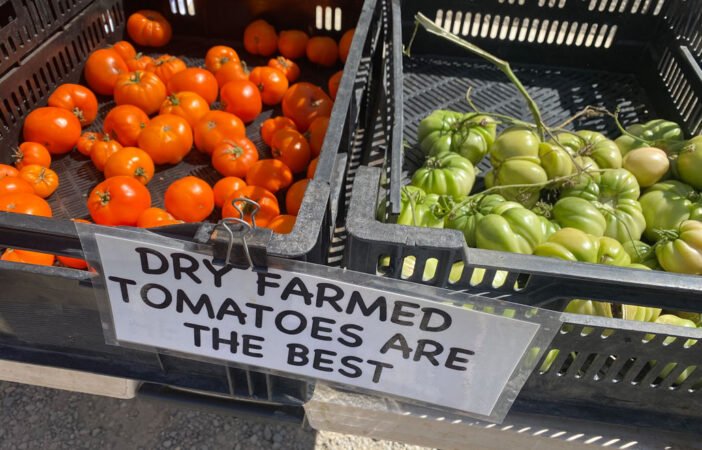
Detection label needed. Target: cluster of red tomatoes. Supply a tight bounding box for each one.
[0,10,353,268]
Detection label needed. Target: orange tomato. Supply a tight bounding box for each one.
[285,178,309,216]
[211,137,259,178]
[127,10,172,47]
[271,129,311,174]
[159,91,210,128]
[261,116,297,146]
[267,214,296,234]
[307,157,318,178]
[268,56,300,83]
[114,70,167,115]
[306,36,338,67]
[137,114,193,165]
[56,219,91,269]
[145,54,186,86]
[104,147,155,184]
[246,159,293,193]
[0,164,18,178]
[305,116,329,157]
[0,192,52,217]
[76,132,101,156]
[193,110,245,155]
[2,248,55,266]
[126,52,155,71]
[164,176,215,223]
[90,136,123,171]
[244,20,278,56]
[282,82,333,132]
[18,165,59,198]
[87,176,151,226]
[112,41,137,62]
[13,142,51,169]
[48,84,98,127]
[222,185,279,227]
[339,29,354,63]
[220,80,262,123]
[215,60,250,89]
[328,70,342,101]
[0,177,33,197]
[84,48,128,96]
[168,68,218,105]
[137,207,183,228]
[23,107,82,154]
[277,30,309,60]
[213,177,247,208]
[248,66,289,106]
[103,105,150,147]
[206,46,240,74]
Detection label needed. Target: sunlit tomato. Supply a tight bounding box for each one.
[104,147,155,184]
[0,164,19,178]
[339,29,354,63]
[13,142,51,169]
[278,30,309,60]
[90,136,123,171]
[246,159,293,193]
[215,60,250,89]
[56,219,90,269]
[159,91,210,128]
[213,176,247,208]
[112,41,136,62]
[244,20,277,56]
[307,157,318,178]
[76,132,101,156]
[137,207,183,228]
[2,248,55,266]
[84,48,128,96]
[137,114,193,165]
[222,185,279,227]
[261,116,297,146]
[0,177,33,197]
[164,176,215,223]
[145,54,186,86]
[23,107,81,154]
[328,70,342,101]
[271,129,311,174]
[127,10,172,47]
[18,165,59,198]
[48,84,98,127]
[268,56,300,83]
[0,192,52,217]
[211,137,259,178]
[114,70,167,115]
[126,52,155,71]
[168,68,218,104]
[220,80,262,123]
[305,116,329,157]
[306,36,338,67]
[282,82,333,132]
[103,105,150,147]
[285,178,308,216]
[193,110,245,155]
[248,66,289,105]
[267,214,296,234]
[205,46,240,74]
[87,176,151,225]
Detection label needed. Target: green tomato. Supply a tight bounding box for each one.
[417,110,496,165]
[489,126,541,164]
[490,157,548,208]
[444,194,507,247]
[376,185,425,221]
[655,220,702,274]
[622,147,670,187]
[395,187,445,228]
[615,119,684,155]
[539,142,575,179]
[411,151,476,199]
[533,227,631,266]
[639,180,702,241]
[622,240,661,269]
[565,299,613,317]
[475,203,555,254]
[552,197,606,237]
[551,130,622,169]
[676,136,702,190]
[620,303,661,322]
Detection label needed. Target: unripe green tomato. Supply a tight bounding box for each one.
[489,126,540,163]
[655,220,702,274]
[411,152,476,199]
[552,197,606,237]
[492,157,548,208]
[639,180,702,241]
[676,136,702,190]
[539,142,575,179]
[622,147,670,187]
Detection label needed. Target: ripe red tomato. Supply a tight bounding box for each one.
[268,56,300,83]
[215,61,250,89]
[211,137,259,178]
[307,157,318,179]
[57,219,91,269]
[206,46,240,74]
[13,142,51,169]
[267,214,296,234]
[213,177,247,208]
[112,41,136,62]
[222,185,279,227]
[271,129,311,174]
[0,192,52,217]
[164,176,215,223]
[114,70,167,115]
[246,159,293,193]
[18,165,59,198]
[2,248,55,266]
[0,164,19,178]
[103,105,150,147]
[220,80,262,123]
[339,29,354,63]
[285,178,309,216]
[193,110,245,155]
[0,177,34,197]
[168,68,218,104]
[48,84,98,127]
[145,54,186,86]
[244,20,278,56]
[306,36,338,67]
[306,116,329,157]
[87,176,151,226]
[104,147,155,185]
[126,53,155,72]
[282,82,333,132]
[261,116,297,146]
[89,136,123,171]
[84,48,128,96]
[23,107,82,154]
[328,70,342,101]
[127,10,172,47]
[137,114,193,165]
[248,66,289,106]
[137,207,183,228]
[159,91,210,128]
[277,30,309,60]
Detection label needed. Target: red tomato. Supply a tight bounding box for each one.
[137,207,183,228]
[87,176,151,226]
[261,116,297,146]
[0,177,34,197]
[48,84,99,127]
[23,107,82,154]
[145,54,186,86]
[84,48,128,96]
[267,214,296,234]
[246,159,293,194]
[222,185,279,227]
[159,91,210,128]
[18,165,59,198]
[164,176,215,223]
[113,70,167,115]
[90,137,123,172]
[268,56,300,83]
[206,46,240,74]
[277,30,309,60]
[13,142,51,169]
[307,157,318,179]
[271,128,311,174]
[282,82,333,132]
[211,137,259,178]
[104,147,155,184]
[305,116,329,157]
[328,70,342,101]
[215,60,250,89]
[2,249,55,266]
[285,178,309,216]
[137,114,193,165]
[112,41,137,62]
[127,10,172,47]
[168,68,218,105]
[213,177,247,208]
[248,66,289,105]
[127,53,154,72]
[306,36,338,67]
[57,219,91,269]
[103,105,150,147]
[0,192,52,217]
[193,110,245,155]
[243,20,278,56]
[339,29,354,63]
[0,164,19,178]
[220,80,262,123]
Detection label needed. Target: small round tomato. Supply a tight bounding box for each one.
[87,176,151,225]
[112,41,136,62]
[306,36,338,67]
[271,129,311,173]
[267,214,296,234]
[137,207,183,228]
[307,157,318,178]
[23,107,81,154]
[164,176,215,223]
[339,29,354,63]
[168,68,218,105]
[57,218,90,269]
[84,48,128,96]
[90,136,123,171]
[222,185,279,227]
[0,164,19,178]
[206,46,240,74]
[193,110,245,155]
[0,177,33,196]
[215,60,250,89]
[127,10,172,47]
[246,159,293,193]
[76,132,102,156]
[282,82,333,132]
[145,54,186,86]
[137,114,193,165]
[261,116,297,146]
[268,56,300,83]
[305,116,329,157]
[248,66,289,106]
[103,105,150,147]
[13,142,51,169]
[159,91,210,128]
[19,165,59,198]
[328,70,342,100]
[220,80,262,123]
[285,178,308,216]
[278,30,309,60]
[126,52,154,71]
[211,137,259,178]
[114,70,167,115]
[244,20,278,56]
[0,192,52,217]
[2,248,55,266]
[104,147,155,184]
[48,84,98,127]
[213,176,247,208]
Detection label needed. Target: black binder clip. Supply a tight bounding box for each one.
[210,198,271,271]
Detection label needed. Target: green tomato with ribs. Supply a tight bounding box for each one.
[533,227,632,266]
[411,151,476,199]
[394,186,446,229]
[550,130,622,169]
[615,119,684,155]
[444,194,508,247]
[474,201,559,254]
[674,135,702,190]
[655,220,702,275]
[417,110,496,165]
[639,180,702,241]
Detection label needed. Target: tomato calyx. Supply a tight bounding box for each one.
[532,200,553,219]
[72,107,86,123]
[135,52,144,59]
[220,57,230,65]
[276,57,290,67]
[162,125,172,132]
[256,82,265,92]
[207,120,217,131]
[35,167,48,184]
[167,94,181,106]
[96,190,111,206]
[11,148,23,164]
[226,145,244,158]
[134,167,148,181]
[101,135,112,143]
[272,147,282,158]
[128,71,143,84]
[653,228,680,243]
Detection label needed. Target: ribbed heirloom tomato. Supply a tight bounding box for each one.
[112,41,136,62]
[87,176,151,226]
[282,82,333,132]
[164,177,214,223]
[103,105,150,147]
[205,46,240,74]
[159,91,210,128]
[193,110,245,154]
[211,137,259,178]
[215,61,250,89]
[168,68,218,105]
[137,114,193,165]
[137,207,183,228]
[244,20,277,56]
[306,37,338,67]
[220,80,262,123]
[114,70,167,115]
[261,116,297,146]
[328,70,342,101]
[2,249,55,266]
[18,165,59,198]
[277,30,309,59]
[306,116,329,157]
[248,67,288,105]
[127,10,172,47]
[0,177,33,196]
[84,48,129,96]
[0,164,19,178]
[13,142,51,169]
[104,147,155,184]
[246,159,293,193]
[145,55,186,86]
[285,178,308,216]
[90,136,123,171]
[56,219,91,269]
[339,29,354,63]
[222,185,279,227]
[48,84,98,127]
[268,57,300,83]
[268,214,296,234]
[126,53,154,71]
[0,192,52,217]
[23,107,81,154]
[271,129,311,173]
[213,177,247,208]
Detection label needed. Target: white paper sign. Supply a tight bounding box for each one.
[94,234,541,416]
